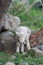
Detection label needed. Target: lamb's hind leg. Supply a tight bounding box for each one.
[21,43,24,53]
[16,42,20,53]
[26,36,31,50]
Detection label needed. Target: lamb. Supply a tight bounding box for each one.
[16,26,31,53]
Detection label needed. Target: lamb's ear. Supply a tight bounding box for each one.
[16,32,19,35]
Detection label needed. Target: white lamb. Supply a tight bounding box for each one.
[16,26,31,53]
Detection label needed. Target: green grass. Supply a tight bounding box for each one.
[20,9,43,30]
[0,52,43,65]
[9,5,43,30]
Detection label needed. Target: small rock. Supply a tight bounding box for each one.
[10,55,16,59]
[19,62,28,65]
[5,62,15,65]
[22,52,27,55]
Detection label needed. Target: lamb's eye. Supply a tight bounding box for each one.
[17,35,19,38]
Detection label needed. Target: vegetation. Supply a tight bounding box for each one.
[9,0,43,30]
[0,52,43,65]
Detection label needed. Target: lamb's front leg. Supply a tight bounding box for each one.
[16,42,20,53]
[26,36,31,50]
[21,43,24,53]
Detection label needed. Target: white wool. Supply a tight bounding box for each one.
[16,26,31,53]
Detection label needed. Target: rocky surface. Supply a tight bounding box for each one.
[1,14,20,32]
[32,0,43,9]
[0,27,43,53]
[0,31,17,52]
[32,48,43,56]
[0,0,12,20]
[0,0,12,31]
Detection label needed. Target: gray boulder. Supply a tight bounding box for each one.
[1,31,16,52]
[32,48,43,56]
[32,0,43,8]
[1,14,20,32]
[0,0,12,31]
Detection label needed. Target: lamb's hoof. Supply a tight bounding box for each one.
[27,47,31,50]
[22,52,27,55]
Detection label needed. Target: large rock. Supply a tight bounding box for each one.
[32,48,43,56]
[0,0,12,31]
[5,62,15,65]
[1,14,20,32]
[1,31,16,52]
[0,0,12,20]
[32,0,43,8]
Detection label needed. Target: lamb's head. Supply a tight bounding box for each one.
[16,32,25,43]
